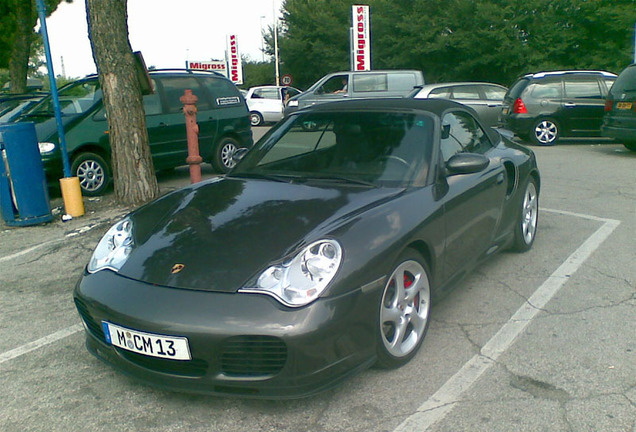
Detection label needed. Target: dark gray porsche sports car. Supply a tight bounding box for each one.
[74,98,540,399]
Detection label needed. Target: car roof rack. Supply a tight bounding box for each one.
[527,70,617,79]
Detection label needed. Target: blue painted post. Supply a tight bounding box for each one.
[35,0,71,178]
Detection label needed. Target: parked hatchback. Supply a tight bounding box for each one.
[245,85,301,126]
[412,82,507,127]
[601,64,636,152]
[22,70,252,195]
[499,70,616,145]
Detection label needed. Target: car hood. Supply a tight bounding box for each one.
[118,176,401,292]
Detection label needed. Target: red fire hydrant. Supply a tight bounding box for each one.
[180,89,202,184]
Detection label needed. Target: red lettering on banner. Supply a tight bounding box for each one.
[357,6,364,13]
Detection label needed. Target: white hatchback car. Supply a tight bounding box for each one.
[245,85,301,126]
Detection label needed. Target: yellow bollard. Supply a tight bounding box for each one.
[59,177,85,217]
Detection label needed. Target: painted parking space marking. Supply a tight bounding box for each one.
[0,324,83,365]
[393,208,620,432]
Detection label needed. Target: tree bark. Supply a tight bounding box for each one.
[8,0,36,93]
[85,0,159,206]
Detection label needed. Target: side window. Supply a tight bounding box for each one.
[201,78,242,108]
[483,85,507,100]
[317,75,349,94]
[530,81,562,99]
[440,112,492,162]
[254,88,280,100]
[564,80,602,99]
[352,74,388,92]
[450,85,481,100]
[429,87,451,99]
[158,76,213,114]
[143,81,162,115]
[386,73,417,91]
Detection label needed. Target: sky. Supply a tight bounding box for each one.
[44,0,284,79]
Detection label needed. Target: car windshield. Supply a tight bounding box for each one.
[231,110,434,188]
[26,80,102,116]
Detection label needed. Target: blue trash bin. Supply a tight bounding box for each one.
[0,122,53,226]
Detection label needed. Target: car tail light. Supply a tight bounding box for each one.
[604,100,613,112]
[513,98,527,114]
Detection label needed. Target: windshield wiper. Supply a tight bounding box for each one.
[228,172,302,183]
[302,175,377,187]
[22,111,57,118]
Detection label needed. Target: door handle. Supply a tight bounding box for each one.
[564,102,576,107]
[158,122,168,127]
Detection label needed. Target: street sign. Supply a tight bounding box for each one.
[281,74,293,85]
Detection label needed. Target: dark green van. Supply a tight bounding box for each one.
[24,69,252,195]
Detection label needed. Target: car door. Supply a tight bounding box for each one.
[561,77,607,135]
[148,76,215,170]
[438,110,508,281]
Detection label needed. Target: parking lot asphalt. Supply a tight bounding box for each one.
[1,135,635,432]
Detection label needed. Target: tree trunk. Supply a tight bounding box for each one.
[85,0,159,206]
[8,0,36,93]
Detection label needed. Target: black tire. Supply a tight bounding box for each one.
[623,141,636,152]
[212,137,240,173]
[530,118,559,146]
[249,111,263,127]
[71,152,110,196]
[511,178,539,252]
[375,249,432,369]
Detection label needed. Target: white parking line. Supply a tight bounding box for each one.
[393,209,620,432]
[0,324,83,365]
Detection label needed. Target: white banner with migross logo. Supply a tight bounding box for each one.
[352,5,371,71]
[226,34,243,85]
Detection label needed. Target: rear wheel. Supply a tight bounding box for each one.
[71,152,110,196]
[376,250,431,369]
[530,118,559,146]
[213,137,240,173]
[511,178,539,252]
[249,111,263,126]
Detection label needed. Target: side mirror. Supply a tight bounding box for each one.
[445,153,489,176]
[441,124,451,139]
[232,147,249,164]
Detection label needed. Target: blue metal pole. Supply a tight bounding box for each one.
[35,0,72,178]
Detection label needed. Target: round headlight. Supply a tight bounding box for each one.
[87,218,134,273]
[241,239,343,307]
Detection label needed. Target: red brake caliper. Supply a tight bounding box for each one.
[404,272,418,311]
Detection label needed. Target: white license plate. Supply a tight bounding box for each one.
[102,321,191,360]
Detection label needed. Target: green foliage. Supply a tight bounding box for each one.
[277,0,636,88]
[241,60,278,89]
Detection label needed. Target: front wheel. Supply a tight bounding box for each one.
[212,137,240,173]
[511,178,539,252]
[530,118,559,146]
[376,250,431,369]
[71,152,110,196]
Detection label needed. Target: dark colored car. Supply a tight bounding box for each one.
[0,92,48,123]
[499,70,616,145]
[601,64,636,151]
[74,98,540,399]
[412,82,507,127]
[22,70,252,195]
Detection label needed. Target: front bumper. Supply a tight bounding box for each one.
[73,269,379,399]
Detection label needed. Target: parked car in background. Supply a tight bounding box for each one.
[74,98,539,399]
[412,82,507,127]
[601,64,636,152]
[285,70,425,115]
[499,70,616,145]
[0,92,48,123]
[245,85,301,126]
[20,69,252,195]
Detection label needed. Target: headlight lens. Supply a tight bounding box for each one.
[87,218,134,273]
[240,239,342,307]
[38,142,56,154]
